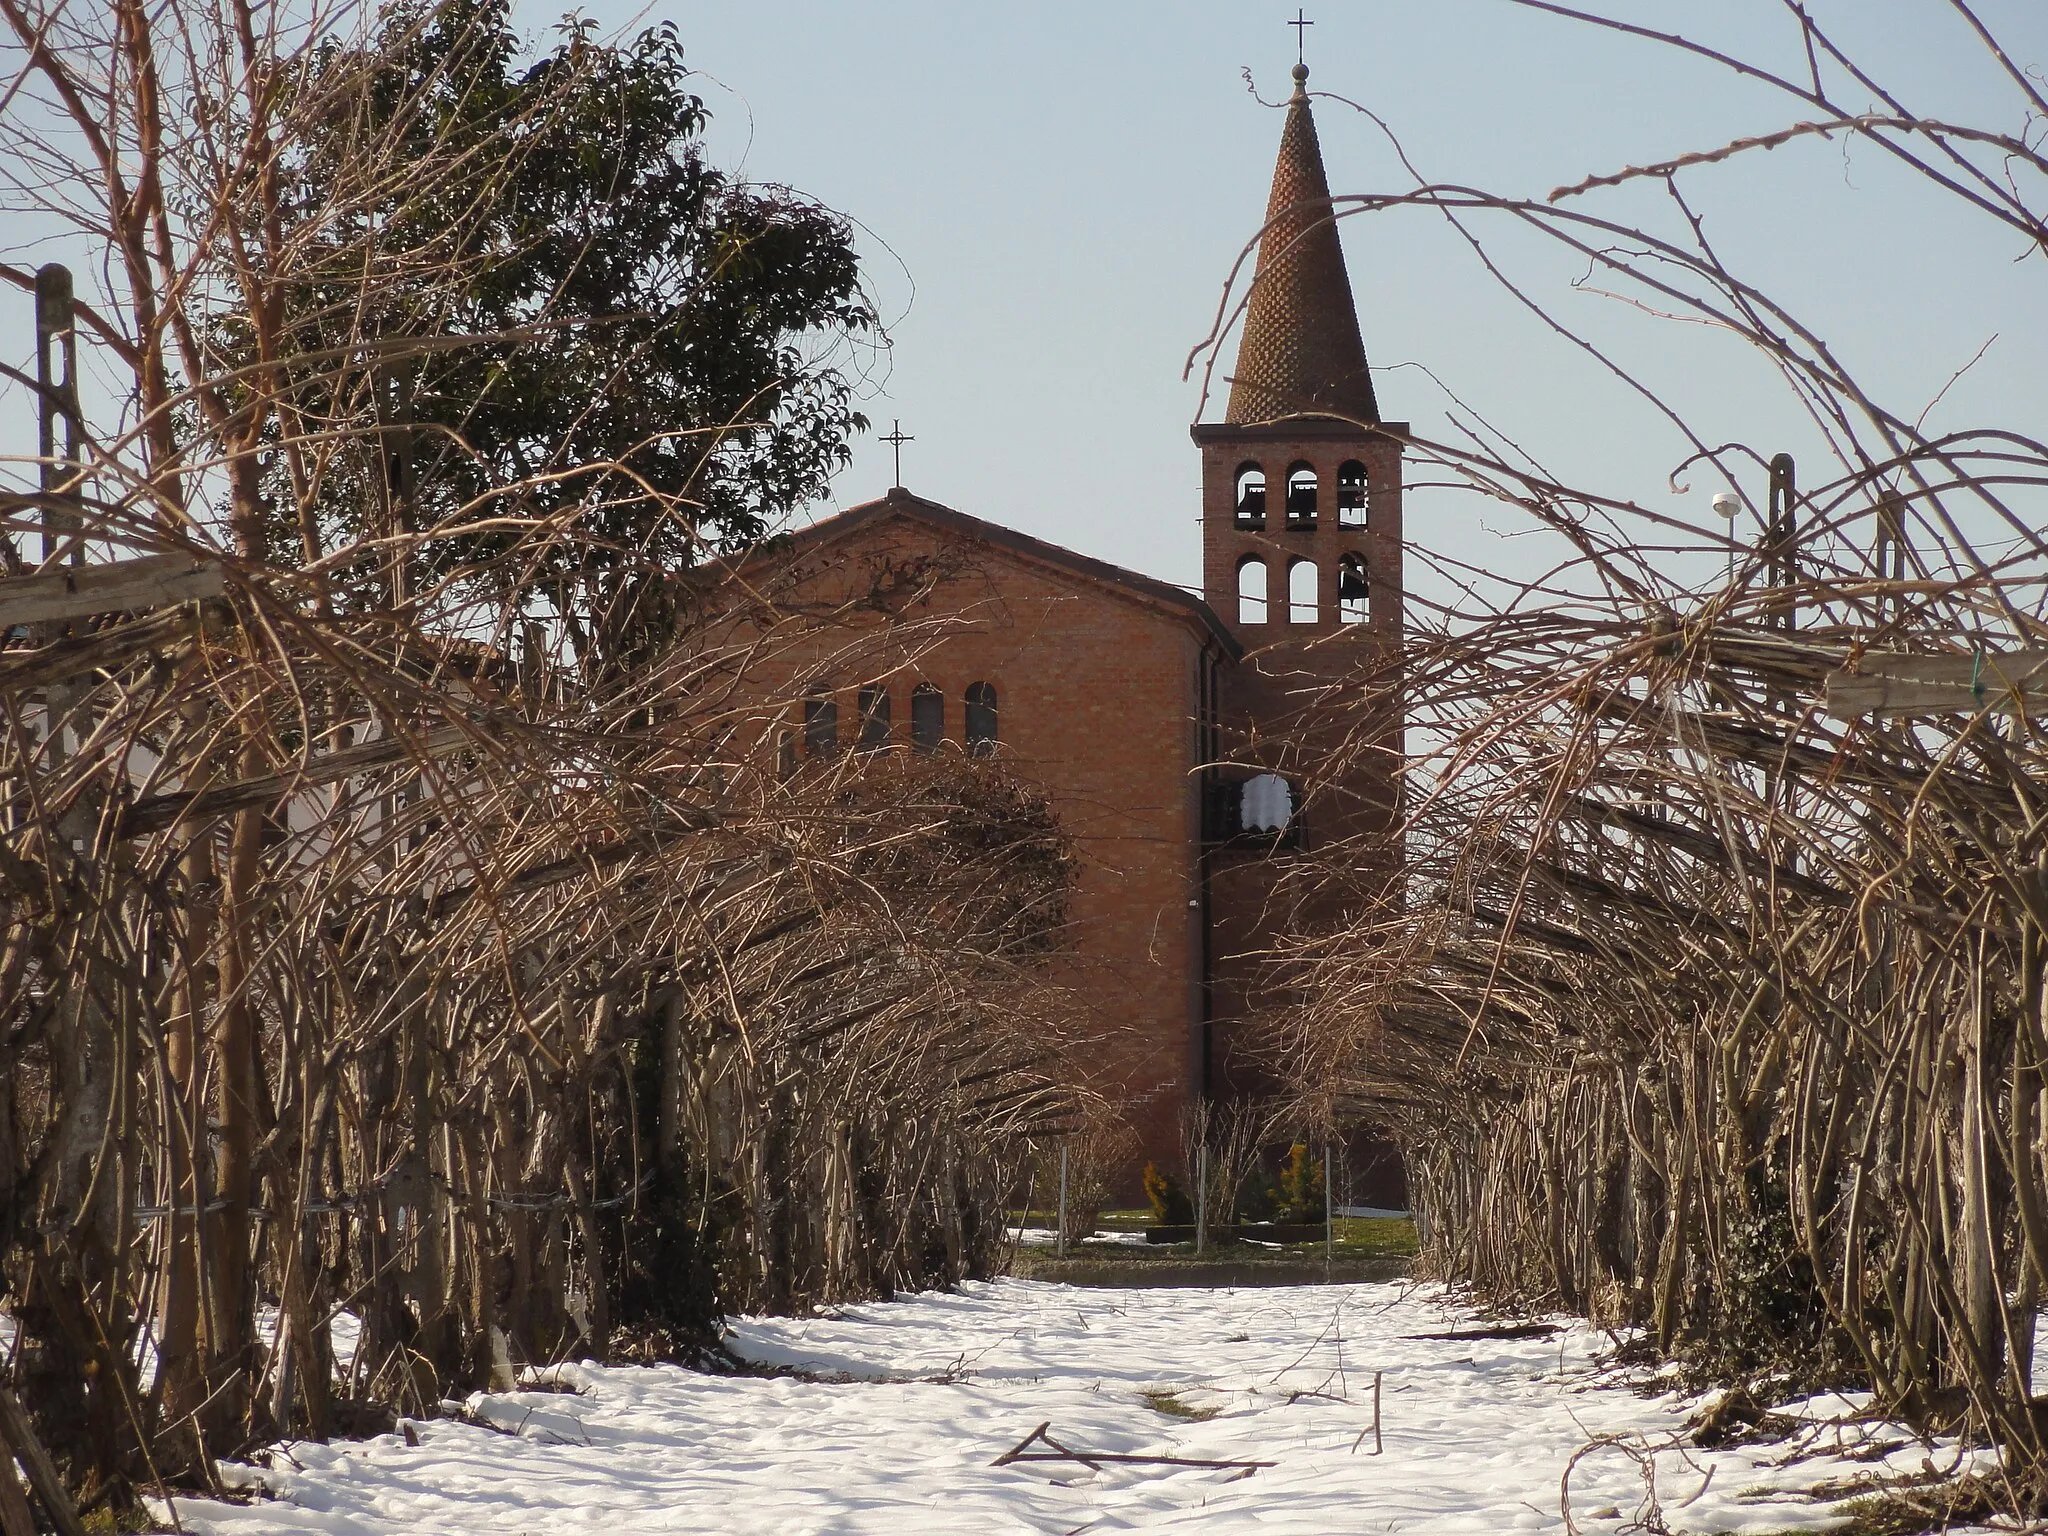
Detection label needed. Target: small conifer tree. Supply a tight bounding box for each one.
[1278,1143,1325,1224]
[1142,1161,1195,1226]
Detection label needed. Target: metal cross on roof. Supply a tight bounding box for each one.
[880,419,914,488]
[1289,9,1313,66]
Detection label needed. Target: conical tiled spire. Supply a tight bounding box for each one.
[1225,64,1379,426]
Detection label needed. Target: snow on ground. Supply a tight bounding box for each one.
[168,1278,1992,1534]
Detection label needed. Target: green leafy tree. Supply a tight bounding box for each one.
[253,0,876,629]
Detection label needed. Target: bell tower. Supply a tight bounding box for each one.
[1194,59,1403,651]
[1193,58,1407,1125]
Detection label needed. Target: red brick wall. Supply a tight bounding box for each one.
[714,511,1216,1193]
[1194,420,1406,643]
[701,417,1411,1204]
[1191,420,1408,1111]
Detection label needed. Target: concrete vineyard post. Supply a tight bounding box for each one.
[1324,1145,1334,1271]
[1057,1145,1069,1260]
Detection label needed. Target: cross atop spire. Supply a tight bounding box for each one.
[1289,9,1313,68]
[1223,46,1378,426]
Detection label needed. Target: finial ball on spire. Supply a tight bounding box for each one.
[1292,62,1309,85]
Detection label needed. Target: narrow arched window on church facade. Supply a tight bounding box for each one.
[1289,557,1318,623]
[1338,460,1368,527]
[1237,556,1268,624]
[910,683,943,754]
[1286,462,1318,528]
[857,684,891,751]
[803,686,838,757]
[777,726,795,779]
[1234,463,1266,529]
[1338,553,1368,624]
[964,682,998,756]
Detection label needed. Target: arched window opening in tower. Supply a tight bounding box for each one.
[910,683,943,754]
[777,726,795,779]
[1234,463,1266,529]
[1338,460,1368,527]
[803,687,838,758]
[1240,772,1293,834]
[1289,557,1318,623]
[1338,553,1368,624]
[964,682,998,756]
[1286,462,1318,528]
[857,684,891,752]
[1237,556,1268,624]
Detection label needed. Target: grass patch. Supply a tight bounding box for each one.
[81,1506,166,1532]
[1010,1207,1152,1231]
[1011,1213,1417,1263]
[1139,1388,1220,1422]
[1326,1216,1420,1260]
[1747,1471,1999,1536]
[1823,1484,1998,1536]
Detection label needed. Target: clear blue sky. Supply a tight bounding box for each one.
[10,2,2032,606]
[555,0,2043,604]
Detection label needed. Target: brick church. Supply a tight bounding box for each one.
[735,61,1404,1194]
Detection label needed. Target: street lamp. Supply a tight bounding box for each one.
[1712,492,1741,586]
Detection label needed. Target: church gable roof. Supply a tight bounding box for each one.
[778,487,1242,658]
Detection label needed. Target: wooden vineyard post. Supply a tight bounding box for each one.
[1824,647,2048,719]
[0,1455,33,1536]
[0,1388,83,1536]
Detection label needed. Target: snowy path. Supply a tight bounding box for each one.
[175,1279,1972,1534]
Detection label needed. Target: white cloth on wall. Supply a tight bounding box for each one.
[1241,772,1292,833]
